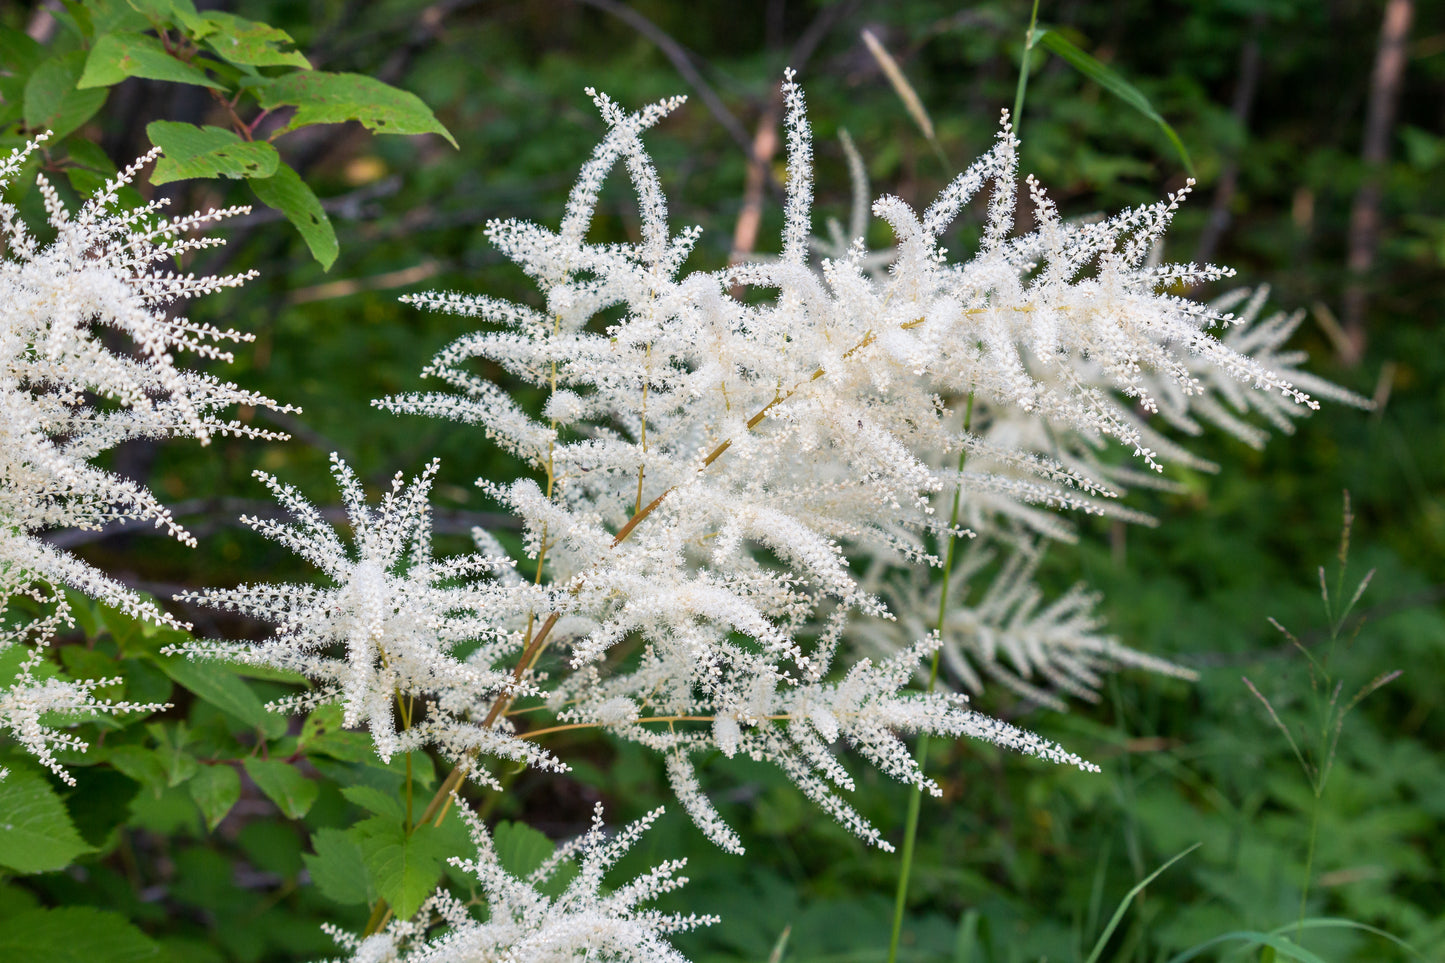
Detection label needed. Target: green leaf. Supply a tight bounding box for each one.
[492,820,555,878]
[146,721,198,787]
[242,757,317,819]
[201,12,310,69]
[341,784,406,821]
[23,51,108,142]
[1036,29,1194,176]
[145,120,280,184]
[126,0,212,37]
[159,657,288,738]
[0,25,46,75]
[0,907,161,962]
[255,71,456,147]
[187,763,240,831]
[0,768,92,874]
[78,32,222,90]
[105,745,169,795]
[354,817,445,920]
[249,162,338,269]
[304,827,373,906]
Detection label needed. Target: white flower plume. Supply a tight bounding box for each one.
[171,454,557,779]
[0,589,168,783]
[0,136,292,626]
[377,75,1357,846]
[323,802,713,963]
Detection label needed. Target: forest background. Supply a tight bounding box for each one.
[0,1,1442,961]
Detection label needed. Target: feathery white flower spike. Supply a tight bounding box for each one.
[385,78,1353,847]
[170,454,559,778]
[0,136,293,627]
[322,801,713,963]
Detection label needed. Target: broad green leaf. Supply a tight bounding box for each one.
[187,764,240,831]
[341,784,406,821]
[243,757,318,819]
[493,820,555,878]
[249,162,338,269]
[78,32,221,90]
[159,657,288,738]
[85,0,152,35]
[127,0,212,37]
[0,768,92,874]
[0,907,161,962]
[202,12,310,69]
[354,816,448,919]
[106,745,168,795]
[255,71,456,147]
[304,827,373,906]
[146,120,280,184]
[23,51,108,142]
[146,721,198,787]
[0,26,46,75]
[1036,29,1194,176]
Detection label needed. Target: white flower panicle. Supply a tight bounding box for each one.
[323,802,713,963]
[381,79,1182,848]
[171,455,557,780]
[0,590,169,783]
[0,136,292,626]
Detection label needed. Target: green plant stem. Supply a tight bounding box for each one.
[887,392,973,963]
[1012,0,1043,135]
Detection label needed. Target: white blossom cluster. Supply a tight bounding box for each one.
[172,455,560,785]
[0,136,291,625]
[325,803,712,963]
[0,137,285,778]
[0,589,168,784]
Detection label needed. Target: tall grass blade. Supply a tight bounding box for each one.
[1082,842,1200,963]
[1036,29,1195,176]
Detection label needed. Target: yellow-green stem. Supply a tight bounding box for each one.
[887,392,973,963]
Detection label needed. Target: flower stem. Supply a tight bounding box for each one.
[887,392,973,963]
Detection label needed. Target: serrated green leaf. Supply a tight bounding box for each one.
[1036,29,1194,176]
[159,657,288,738]
[304,827,373,906]
[249,162,338,269]
[23,51,108,142]
[243,757,317,819]
[126,0,212,37]
[201,12,309,68]
[146,120,279,184]
[255,71,456,147]
[78,32,221,90]
[146,721,198,787]
[341,784,406,821]
[86,0,152,35]
[355,818,445,920]
[0,768,92,874]
[187,764,240,832]
[0,907,161,962]
[492,820,555,878]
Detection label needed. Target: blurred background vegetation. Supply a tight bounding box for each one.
[2,0,1442,960]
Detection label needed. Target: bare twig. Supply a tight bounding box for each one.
[1341,0,1414,365]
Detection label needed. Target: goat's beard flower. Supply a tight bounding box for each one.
[323,803,713,963]
[0,136,290,779]
[0,135,292,627]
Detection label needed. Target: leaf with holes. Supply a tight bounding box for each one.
[254,71,456,147]
[201,11,310,68]
[146,121,280,184]
[249,162,338,269]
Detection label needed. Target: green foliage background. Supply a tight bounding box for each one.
[1,1,1442,960]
